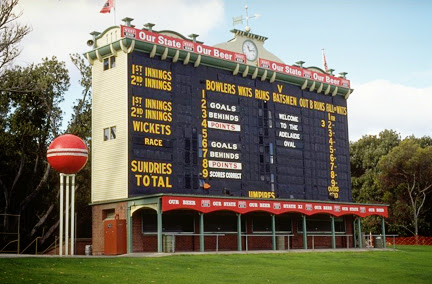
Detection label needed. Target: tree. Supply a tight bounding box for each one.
[350,130,400,203]
[378,139,432,236]
[0,0,31,73]
[349,130,401,233]
[0,1,93,250]
[0,57,69,247]
[66,53,92,239]
[67,53,91,140]
[26,53,93,244]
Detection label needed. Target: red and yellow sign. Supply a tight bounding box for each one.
[259,59,350,88]
[121,26,350,89]
[162,196,388,217]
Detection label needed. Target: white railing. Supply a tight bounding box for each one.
[143,232,398,253]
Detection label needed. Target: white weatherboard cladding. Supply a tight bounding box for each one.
[91,51,128,202]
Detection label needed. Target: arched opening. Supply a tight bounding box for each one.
[133,208,198,252]
[131,208,157,253]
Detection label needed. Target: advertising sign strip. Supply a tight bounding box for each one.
[121,25,246,64]
[120,26,350,89]
[161,196,388,217]
[259,59,351,88]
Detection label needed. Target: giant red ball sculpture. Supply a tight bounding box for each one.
[47,134,88,174]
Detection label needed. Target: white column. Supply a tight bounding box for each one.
[71,175,76,255]
[65,175,69,255]
[59,174,64,256]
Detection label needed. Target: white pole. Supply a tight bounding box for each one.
[59,174,64,256]
[71,175,75,256]
[65,175,70,255]
[113,1,116,26]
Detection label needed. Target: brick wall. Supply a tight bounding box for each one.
[91,201,127,255]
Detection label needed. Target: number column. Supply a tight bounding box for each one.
[322,113,339,199]
[130,64,143,86]
[327,113,339,199]
[200,90,209,179]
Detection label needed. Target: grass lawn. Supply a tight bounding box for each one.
[0,246,431,283]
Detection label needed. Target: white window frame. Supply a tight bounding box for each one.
[103,56,116,71]
[104,126,116,141]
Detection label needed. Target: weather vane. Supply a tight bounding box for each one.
[233,4,260,33]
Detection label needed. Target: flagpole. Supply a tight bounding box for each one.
[321,48,328,72]
[100,0,116,20]
[113,1,116,26]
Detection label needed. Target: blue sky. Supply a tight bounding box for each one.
[218,0,432,88]
[16,0,432,141]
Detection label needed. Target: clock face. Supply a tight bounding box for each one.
[242,40,258,61]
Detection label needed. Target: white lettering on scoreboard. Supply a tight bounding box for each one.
[208,102,237,112]
[278,113,299,122]
[209,160,242,170]
[276,112,301,149]
[210,171,242,179]
[283,141,296,148]
[209,151,240,160]
[278,131,301,139]
[279,122,298,131]
[210,141,239,150]
[208,120,241,132]
[208,111,239,122]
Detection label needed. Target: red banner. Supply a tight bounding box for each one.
[121,26,246,64]
[120,26,350,89]
[161,196,387,217]
[259,59,351,88]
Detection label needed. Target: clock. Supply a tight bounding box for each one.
[242,40,258,61]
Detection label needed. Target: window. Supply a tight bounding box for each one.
[103,56,116,70]
[252,214,292,233]
[141,210,195,233]
[104,126,116,141]
[270,174,275,192]
[298,215,345,234]
[276,215,292,232]
[204,212,245,233]
[103,128,109,141]
[252,215,272,232]
[110,126,116,139]
[184,173,191,189]
[268,111,273,128]
[141,210,157,233]
[269,143,274,164]
[102,209,115,220]
[164,212,195,232]
[103,58,109,70]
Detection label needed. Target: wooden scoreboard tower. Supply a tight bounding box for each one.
[86,17,388,255]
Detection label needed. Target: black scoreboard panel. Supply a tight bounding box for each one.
[128,51,352,202]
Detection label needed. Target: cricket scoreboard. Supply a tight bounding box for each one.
[126,28,351,202]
